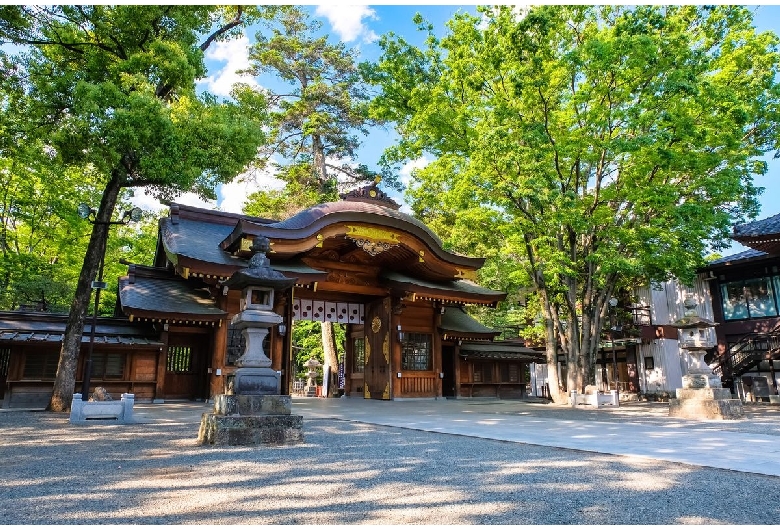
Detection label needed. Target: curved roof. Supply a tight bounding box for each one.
[219,199,484,270]
[271,200,444,246]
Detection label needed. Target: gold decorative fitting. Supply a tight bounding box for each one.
[316,234,324,248]
[455,269,478,281]
[383,332,389,363]
[382,382,390,400]
[371,316,382,333]
[365,338,371,364]
[240,237,253,253]
[418,250,425,263]
[369,190,377,197]
[364,383,370,399]
[345,226,400,256]
[181,267,189,279]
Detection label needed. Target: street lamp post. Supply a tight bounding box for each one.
[78,203,142,401]
[609,296,620,400]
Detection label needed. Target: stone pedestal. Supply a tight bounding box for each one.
[197,395,303,446]
[233,367,281,395]
[669,376,744,420]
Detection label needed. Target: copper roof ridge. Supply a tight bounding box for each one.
[169,202,276,226]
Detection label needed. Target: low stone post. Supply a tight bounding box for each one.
[121,393,135,422]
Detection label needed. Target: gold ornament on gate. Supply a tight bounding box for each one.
[371,316,381,333]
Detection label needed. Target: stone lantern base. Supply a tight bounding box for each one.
[197,394,303,446]
[669,376,744,420]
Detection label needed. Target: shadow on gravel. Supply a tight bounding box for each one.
[1,411,779,525]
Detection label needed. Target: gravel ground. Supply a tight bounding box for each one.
[1,410,779,525]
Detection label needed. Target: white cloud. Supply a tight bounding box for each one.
[217,164,286,214]
[199,36,258,97]
[128,188,217,214]
[315,5,378,43]
[399,156,431,188]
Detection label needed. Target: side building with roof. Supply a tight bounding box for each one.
[0,183,544,407]
[699,213,780,400]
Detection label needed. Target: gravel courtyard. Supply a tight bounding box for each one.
[1,408,779,525]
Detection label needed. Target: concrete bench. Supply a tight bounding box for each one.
[570,389,619,408]
[69,393,135,424]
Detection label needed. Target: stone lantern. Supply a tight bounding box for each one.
[198,236,304,445]
[304,358,321,397]
[668,297,744,420]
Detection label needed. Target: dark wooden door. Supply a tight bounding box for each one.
[441,346,455,397]
[364,298,391,400]
[164,335,207,400]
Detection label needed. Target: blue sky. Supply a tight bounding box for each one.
[142,4,780,257]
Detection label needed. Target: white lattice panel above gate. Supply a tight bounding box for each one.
[293,298,364,324]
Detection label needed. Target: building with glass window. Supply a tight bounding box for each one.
[699,213,780,399]
[0,183,544,407]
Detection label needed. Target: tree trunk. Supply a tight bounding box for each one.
[543,319,566,403]
[321,320,340,398]
[47,172,122,412]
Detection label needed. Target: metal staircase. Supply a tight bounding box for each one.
[711,323,780,387]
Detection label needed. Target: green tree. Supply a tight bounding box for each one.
[0,6,271,411]
[244,6,387,205]
[0,51,102,312]
[367,6,780,401]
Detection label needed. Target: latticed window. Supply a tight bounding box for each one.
[23,352,58,379]
[91,352,125,379]
[353,337,365,373]
[401,333,432,371]
[167,345,192,373]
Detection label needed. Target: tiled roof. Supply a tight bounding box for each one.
[118,275,226,318]
[161,217,247,267]
[460,341,545,362]
[708,248,768,266]
[0,312,161,346]
[440,307,499,336]
[733,212,780,238]
[0,330,159,345]
[382,271,505,298]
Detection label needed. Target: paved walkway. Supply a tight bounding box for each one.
[131,397,780,477]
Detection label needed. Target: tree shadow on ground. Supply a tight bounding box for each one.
[0,412,778,524]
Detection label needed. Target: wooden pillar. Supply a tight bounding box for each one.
[154,329,169,403]
[520,361,527,398]
[391,310,401,398]
[454,343,462,398]
[210,319,228,400]
[433,305,442,397]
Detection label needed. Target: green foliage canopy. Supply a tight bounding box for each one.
[366,6,780,398]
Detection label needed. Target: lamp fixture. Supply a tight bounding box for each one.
[78,203,143,225]
[278,324,287,337]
